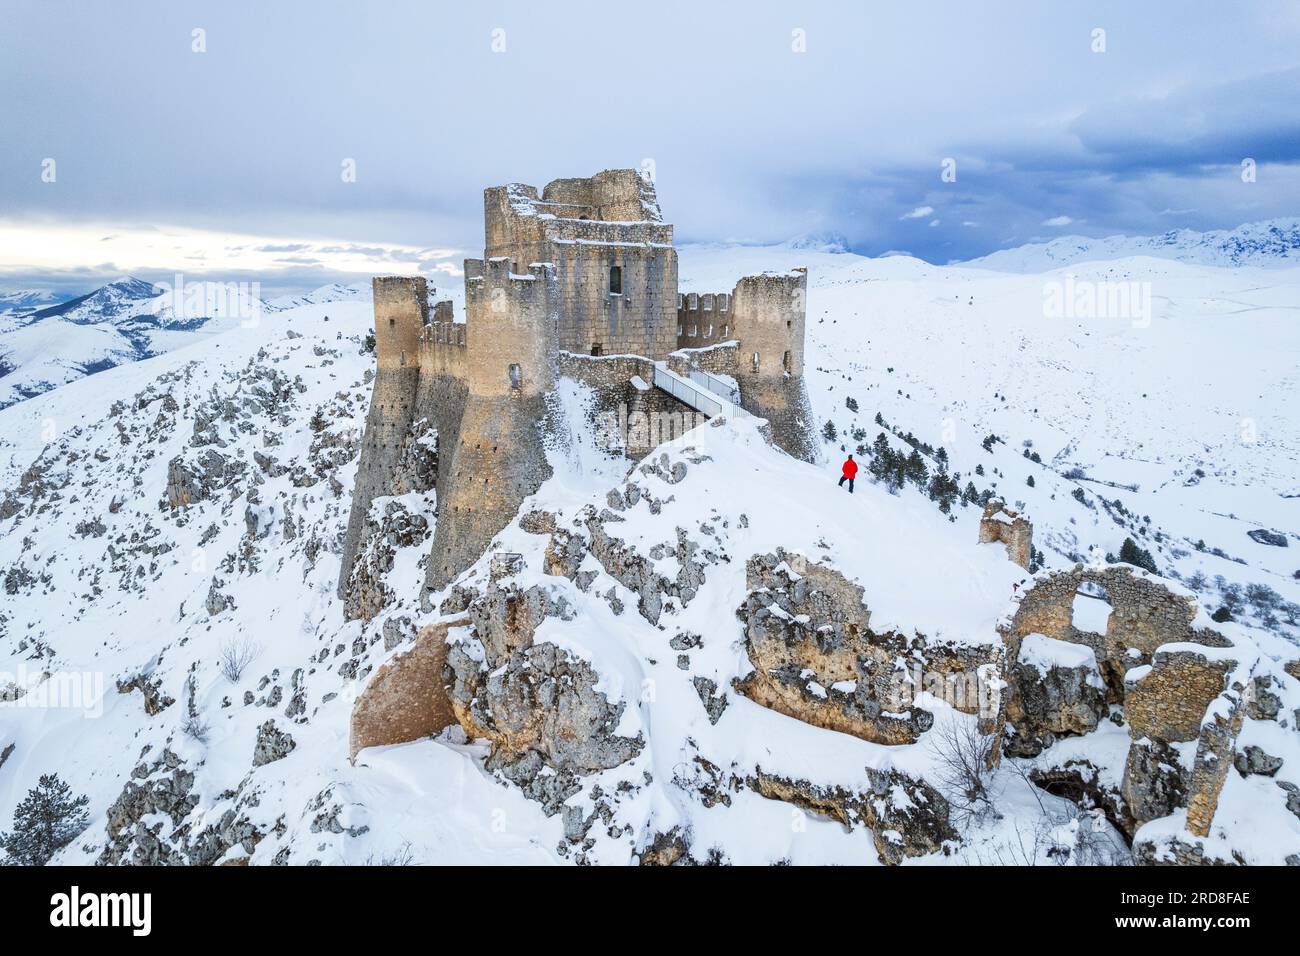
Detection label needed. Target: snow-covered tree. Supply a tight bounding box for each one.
[0,773,90,866]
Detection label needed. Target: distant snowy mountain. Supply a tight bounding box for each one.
[266,281,372,312]
[964,218,1300,272]
[0,289,67,316]
[0,277,267,410]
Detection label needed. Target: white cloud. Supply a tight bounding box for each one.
[0,220,464,281]
[900,206,935,220]
[1042,215,1074,227]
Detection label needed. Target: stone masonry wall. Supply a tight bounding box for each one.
[676,292,734,349]
[978,498,1032,569]
[337,276,430,603]
[559,352,706,460]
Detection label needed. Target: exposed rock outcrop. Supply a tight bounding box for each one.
[748,766,956,864]
[1004,633,1108,757]
[735,550,1003,747]
[348,618,470,761]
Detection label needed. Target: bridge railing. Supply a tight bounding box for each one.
[686,367,740,405]
[651,363,726,417]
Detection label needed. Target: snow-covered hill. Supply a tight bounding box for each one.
[1,247,1297,865]
[265,282,372,312]
[0,289,66,317]
[964,218,1300,272]
[0,278,369,411]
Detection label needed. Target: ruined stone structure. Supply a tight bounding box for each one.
[340,170,814,611]
[676,270,814,460]
[735,549,1004,747]
[978,498,1033,569]
[1000,563,1255,845]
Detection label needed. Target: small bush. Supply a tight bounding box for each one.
[219,636,261,683]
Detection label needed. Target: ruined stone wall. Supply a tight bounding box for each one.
[978,499,1032,569]
[668,342,740,380]
[1000,564,1226,690]
[337,277,430,601]
[419,259,560,594]
[559,352,706,459]
[736,551,1005,748]
[1121,646,1250,839]
[1003,563,1251,843]
[676,292,734,349]
[729,270,815,461]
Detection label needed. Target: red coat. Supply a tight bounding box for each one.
[842,458,858,479]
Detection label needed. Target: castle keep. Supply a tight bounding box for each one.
[340,170,815,611]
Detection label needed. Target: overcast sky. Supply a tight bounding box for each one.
[2,0,1298,295]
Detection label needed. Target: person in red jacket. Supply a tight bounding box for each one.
[838,454,857,493]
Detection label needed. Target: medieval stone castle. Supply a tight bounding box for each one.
[339,169,814,605]
[337,172,1285,865]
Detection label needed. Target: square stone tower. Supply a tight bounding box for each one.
[482,169,678,359]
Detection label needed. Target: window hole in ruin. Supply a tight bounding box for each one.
[1072,582,1113,635]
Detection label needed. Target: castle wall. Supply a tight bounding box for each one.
[559,352,704,459]
[419,259,561,593]
[424,393,552,592]
[676,270,815,461]
[675,292,734,349]
[552,239,678,358]
[668,342,740,380]
[337,277,430,601]
[484,172,677,361]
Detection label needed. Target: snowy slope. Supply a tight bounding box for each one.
[0,277,285,411]
[964,218,1300,272]
[265,282,372,312]
[0,244,1297,866]
[0,289,67,317]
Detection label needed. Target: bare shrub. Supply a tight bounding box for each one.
[219,636,261,683]
[181,714,210,743]
[929,719,1000,827]
[365,842,417,866]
